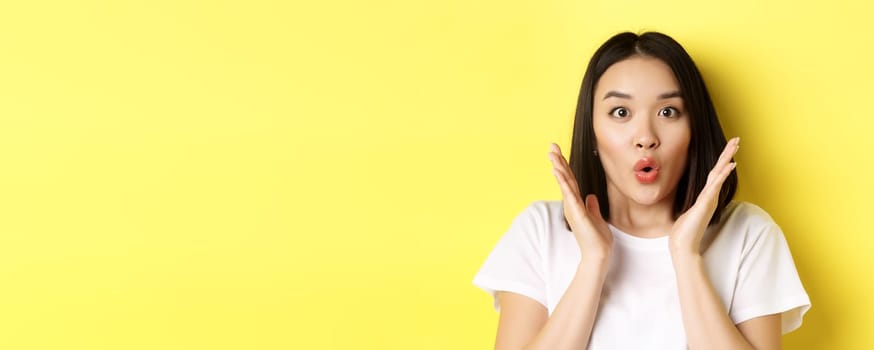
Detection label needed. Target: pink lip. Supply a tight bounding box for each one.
[634,157,660,184]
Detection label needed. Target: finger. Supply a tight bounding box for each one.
[549,145,586,210]
[551,166,573,198]
[585,194,607,225]
[553,159,581,195]
[548,147,573,185]
[716,161,737,187]
[555,173,586,216]
[551,160,581,204]
[706,137,740,187]
[713,137,740,175]
[702,161,736,197]
[548,143,581,193]
[549,143,571,175]
[716,137,740,165]
[699,139,740,202]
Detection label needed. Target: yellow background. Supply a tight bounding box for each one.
[0,0,870,349]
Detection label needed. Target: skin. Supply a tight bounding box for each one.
[594,56,690,238]
[493,56,782,350]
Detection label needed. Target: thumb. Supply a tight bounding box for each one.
[584,194,607,226]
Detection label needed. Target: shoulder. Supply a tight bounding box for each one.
[519,200,563,220]
[720,201,780,233]
[506,200,570,242]
[715,201,786,253]
[522,200,567,228]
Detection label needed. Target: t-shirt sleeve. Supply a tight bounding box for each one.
[472,201,547,312]
[729,219,811,334]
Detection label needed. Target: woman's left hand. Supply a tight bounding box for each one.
[669,137,740,256]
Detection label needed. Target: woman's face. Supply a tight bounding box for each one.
[593,55,691,207]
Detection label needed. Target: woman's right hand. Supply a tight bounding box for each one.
[548,143,613,261]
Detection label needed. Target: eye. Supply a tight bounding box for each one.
[609,107,630,118]
[658,107,680,118]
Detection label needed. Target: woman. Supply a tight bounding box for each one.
[472,32,810,349]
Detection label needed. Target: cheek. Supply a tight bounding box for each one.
[593,119,625,153]
[665,126,691,168]
[593,124,627,177]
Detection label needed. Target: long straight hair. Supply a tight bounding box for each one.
[568,32,737,225]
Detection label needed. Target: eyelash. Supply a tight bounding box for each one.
[659,107,681,118]
[609,107,630,118]
[608,106,682,119]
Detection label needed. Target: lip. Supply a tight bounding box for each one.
[633,157,660,184]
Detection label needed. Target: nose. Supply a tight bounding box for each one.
[634,120,659,150]
[635,136,659,150]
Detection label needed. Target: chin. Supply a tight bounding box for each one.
[607,178,676,207]
[630,185,669,206]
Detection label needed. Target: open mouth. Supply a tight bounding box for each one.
[634,158,659,184]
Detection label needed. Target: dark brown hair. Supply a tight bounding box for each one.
[569,31,737,225]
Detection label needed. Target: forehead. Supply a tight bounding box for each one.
[594,56,680,99]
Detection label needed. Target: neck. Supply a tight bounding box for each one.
[605,184,676,238]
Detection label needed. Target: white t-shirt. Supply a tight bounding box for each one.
[473,200,811,349]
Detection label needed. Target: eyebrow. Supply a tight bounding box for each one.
[603,91,631,100]
[658,91,682,99]
[602,90,683,100]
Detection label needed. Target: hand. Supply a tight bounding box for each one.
[548,143,613,260]
[669,137,740,256]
